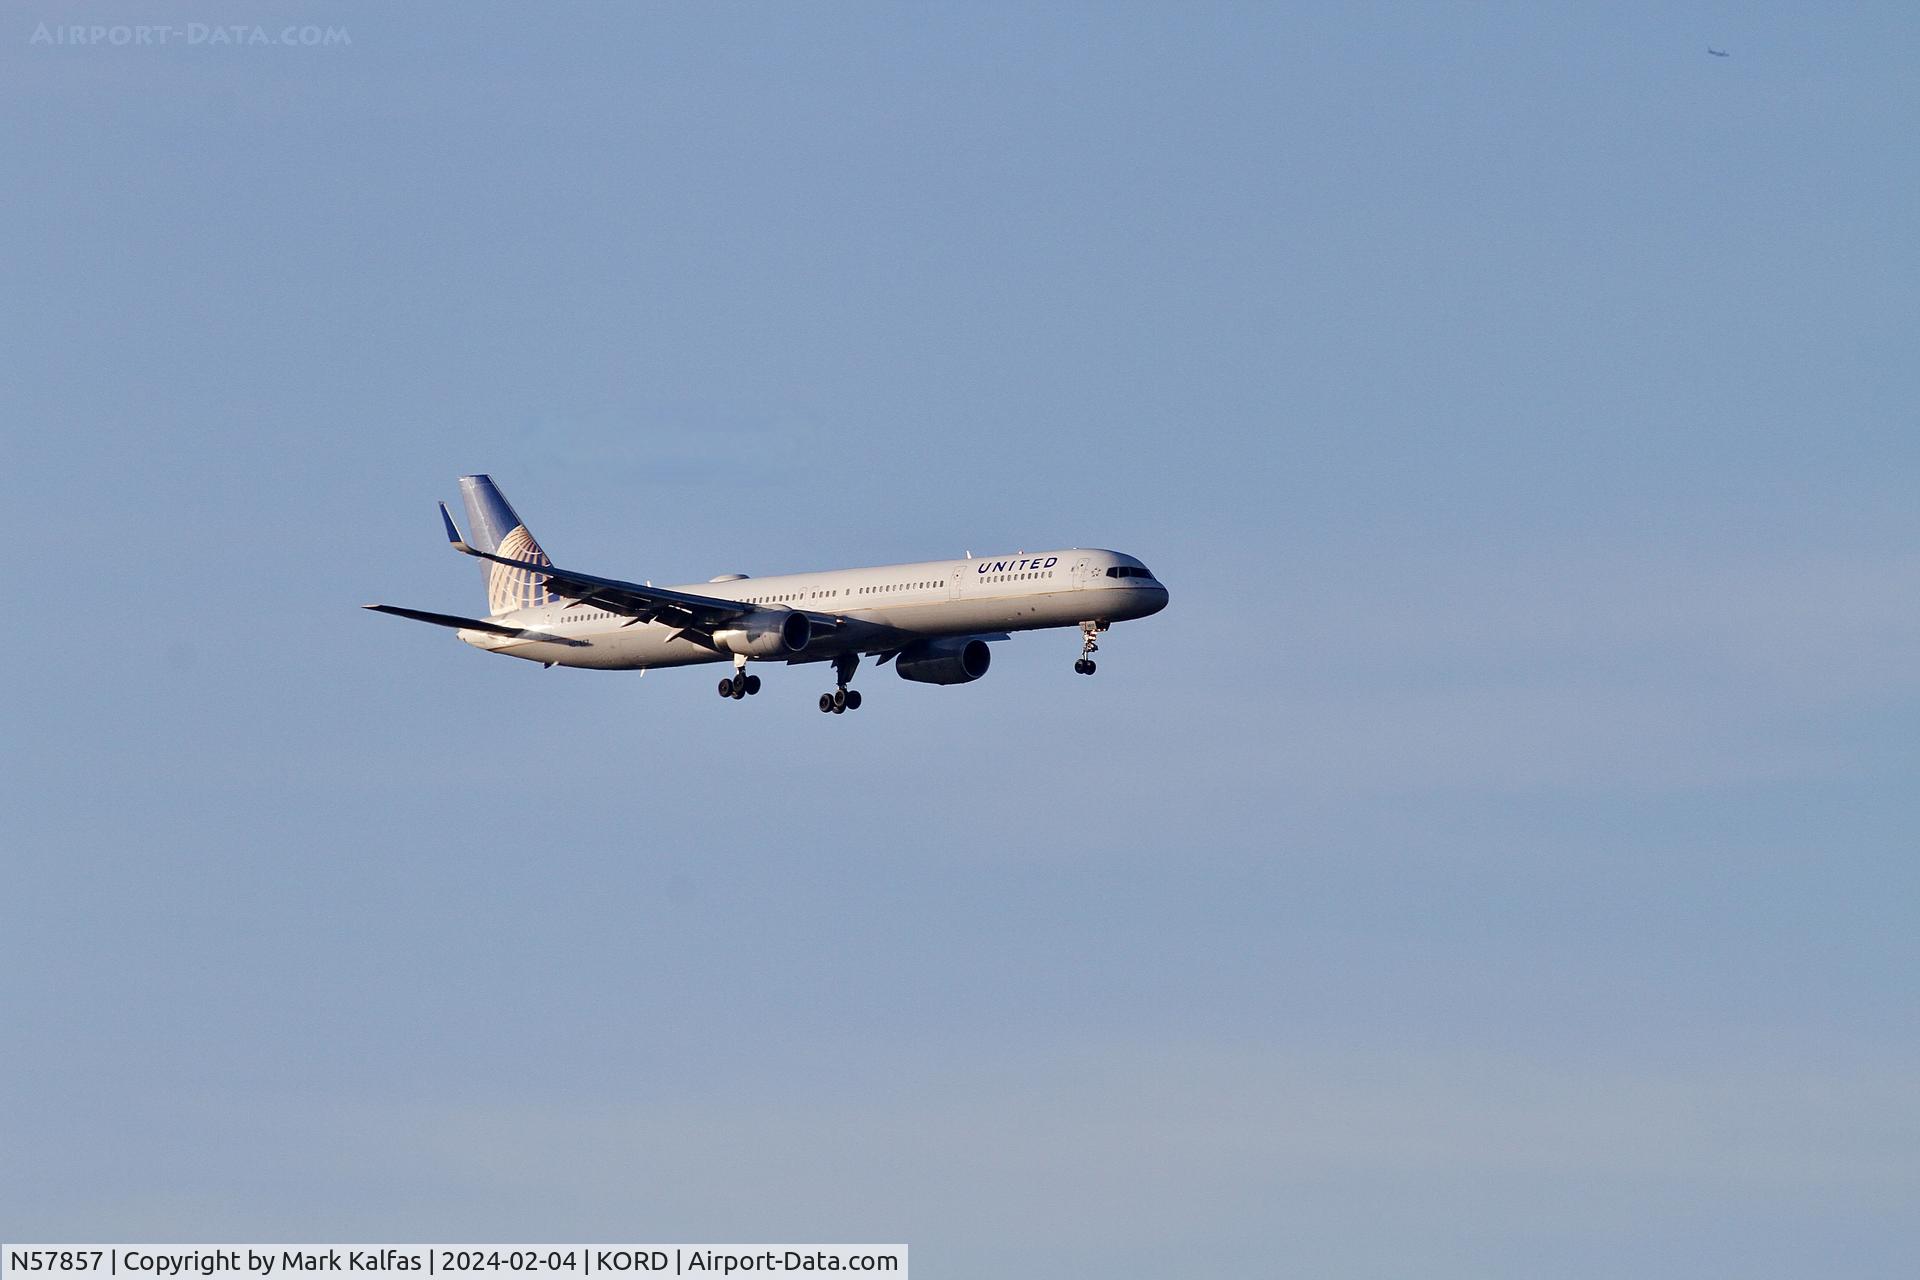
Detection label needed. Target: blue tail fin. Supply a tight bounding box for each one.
[458,474,557,615]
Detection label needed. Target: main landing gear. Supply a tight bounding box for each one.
[818,653,864,714]
[717,654,762,700]
[1074,620,1106,675]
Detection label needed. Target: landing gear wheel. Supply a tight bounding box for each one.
[723,657,755,701]
[821,654,861,717]
[1075,620,1105,675]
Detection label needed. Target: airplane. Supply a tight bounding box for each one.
[365,475,1170,713]
[1708,47,1730,57]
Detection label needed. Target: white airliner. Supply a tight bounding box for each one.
[366,475,1170,713]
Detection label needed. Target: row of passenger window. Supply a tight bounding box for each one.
[569,564,1081,620]
[858,580,940,595]
[739,580,943,605]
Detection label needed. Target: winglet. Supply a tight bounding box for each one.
[439,502,475,555]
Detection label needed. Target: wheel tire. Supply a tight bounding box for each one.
[732,683,746,699]
[718,677,734,697]
[744,674,762,696]
[820,694,835,713]
[832,688,847,711]
[1084,660,1096,675]
[832,702,846,714]
[844,689,862,710]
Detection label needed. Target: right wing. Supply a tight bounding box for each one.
[360,604,589,646]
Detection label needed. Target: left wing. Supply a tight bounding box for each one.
[439,503,860,645]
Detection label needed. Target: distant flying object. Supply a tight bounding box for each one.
[365,475,1170,713]
[1708,47,1730,57]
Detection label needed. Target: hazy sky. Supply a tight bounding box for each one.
[4,4,1917,1275]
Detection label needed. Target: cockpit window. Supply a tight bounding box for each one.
[1105,565,1155,579]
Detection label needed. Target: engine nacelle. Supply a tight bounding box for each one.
[713,609,811,658]
[894,637,992,685]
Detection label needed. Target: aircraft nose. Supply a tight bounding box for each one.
[1141,584,1169,615]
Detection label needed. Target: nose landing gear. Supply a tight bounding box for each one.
[819,653,864,713]
[1074,620,1106,675]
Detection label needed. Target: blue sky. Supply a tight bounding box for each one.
[4,3,1917,1275]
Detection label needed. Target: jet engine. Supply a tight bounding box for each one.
[894,637,992,685]
[713,609,811,658]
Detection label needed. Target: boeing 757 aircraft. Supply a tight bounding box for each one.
[365,475,1170,713]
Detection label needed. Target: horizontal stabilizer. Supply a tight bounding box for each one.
[438,502,471,552]
[361,604,588,646]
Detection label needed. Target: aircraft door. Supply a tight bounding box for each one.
[1071,557,1091,589]
[949,567,965,601]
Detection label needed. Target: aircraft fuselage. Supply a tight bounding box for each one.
[458,548,1168,670]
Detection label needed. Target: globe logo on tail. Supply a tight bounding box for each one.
[488,525,556,614]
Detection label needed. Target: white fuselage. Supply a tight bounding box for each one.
[458,547,1169,670]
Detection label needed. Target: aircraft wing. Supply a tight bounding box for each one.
[439,503,850,641]
[360,604,589,646]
